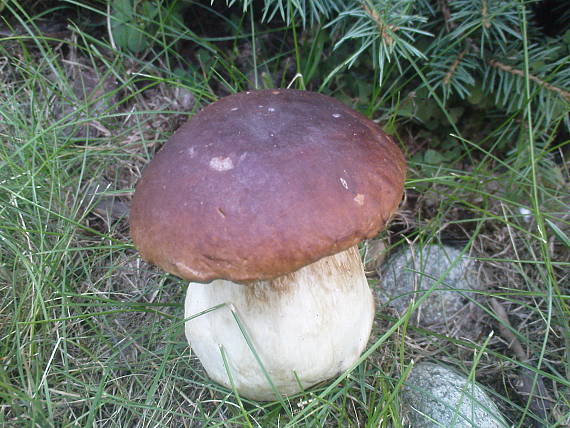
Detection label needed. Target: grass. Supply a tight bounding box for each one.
[0,1,569,427]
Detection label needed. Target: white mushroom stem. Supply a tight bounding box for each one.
[184,245,375,401]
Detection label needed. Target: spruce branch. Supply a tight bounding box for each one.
[443,48,468,85]
[361,3,398,46]
[229,0,345,25]
[449,0,522,54]
[488,59,570,101]
[437,0,453,32]
[480,0,491,29]
[324,0,430,84]
[424,34,477,101]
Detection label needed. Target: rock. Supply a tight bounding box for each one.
[402,362,508,428]
[378,244,480,326]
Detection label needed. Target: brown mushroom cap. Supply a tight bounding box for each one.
[130,89,406,283]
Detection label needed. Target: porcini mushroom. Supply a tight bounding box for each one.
[129,89,406,401]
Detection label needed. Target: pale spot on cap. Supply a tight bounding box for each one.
[354,194,365,206]
[209,156,234,171]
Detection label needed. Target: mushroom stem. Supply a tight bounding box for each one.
[184,245,374,401]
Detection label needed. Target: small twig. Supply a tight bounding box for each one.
[362,4,398,45]
[437,0,454,32]
[488,59,570,101]
[481,0,491,29]
[490,298,526,360]
[444,48,468,85]
[491,298,553,425]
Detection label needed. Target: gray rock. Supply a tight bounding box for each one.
[402,362,508,428]
[378,244,480,326]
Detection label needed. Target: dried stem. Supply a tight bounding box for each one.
[490,298,527,360]
[491,298,553,424]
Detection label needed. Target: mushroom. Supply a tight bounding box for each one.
[129,89,406,401]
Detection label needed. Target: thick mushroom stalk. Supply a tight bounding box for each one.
[184,246,374,401]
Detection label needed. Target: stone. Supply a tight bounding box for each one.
[378,244,480,326]
[402,362,508,428]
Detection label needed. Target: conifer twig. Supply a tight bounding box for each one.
[488,59,570,101]
[362,4,398,45]
[444,48,468,85]
[481,0,491,29]
[437,0,454,32]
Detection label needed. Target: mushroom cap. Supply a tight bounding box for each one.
[130,89,406,283]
